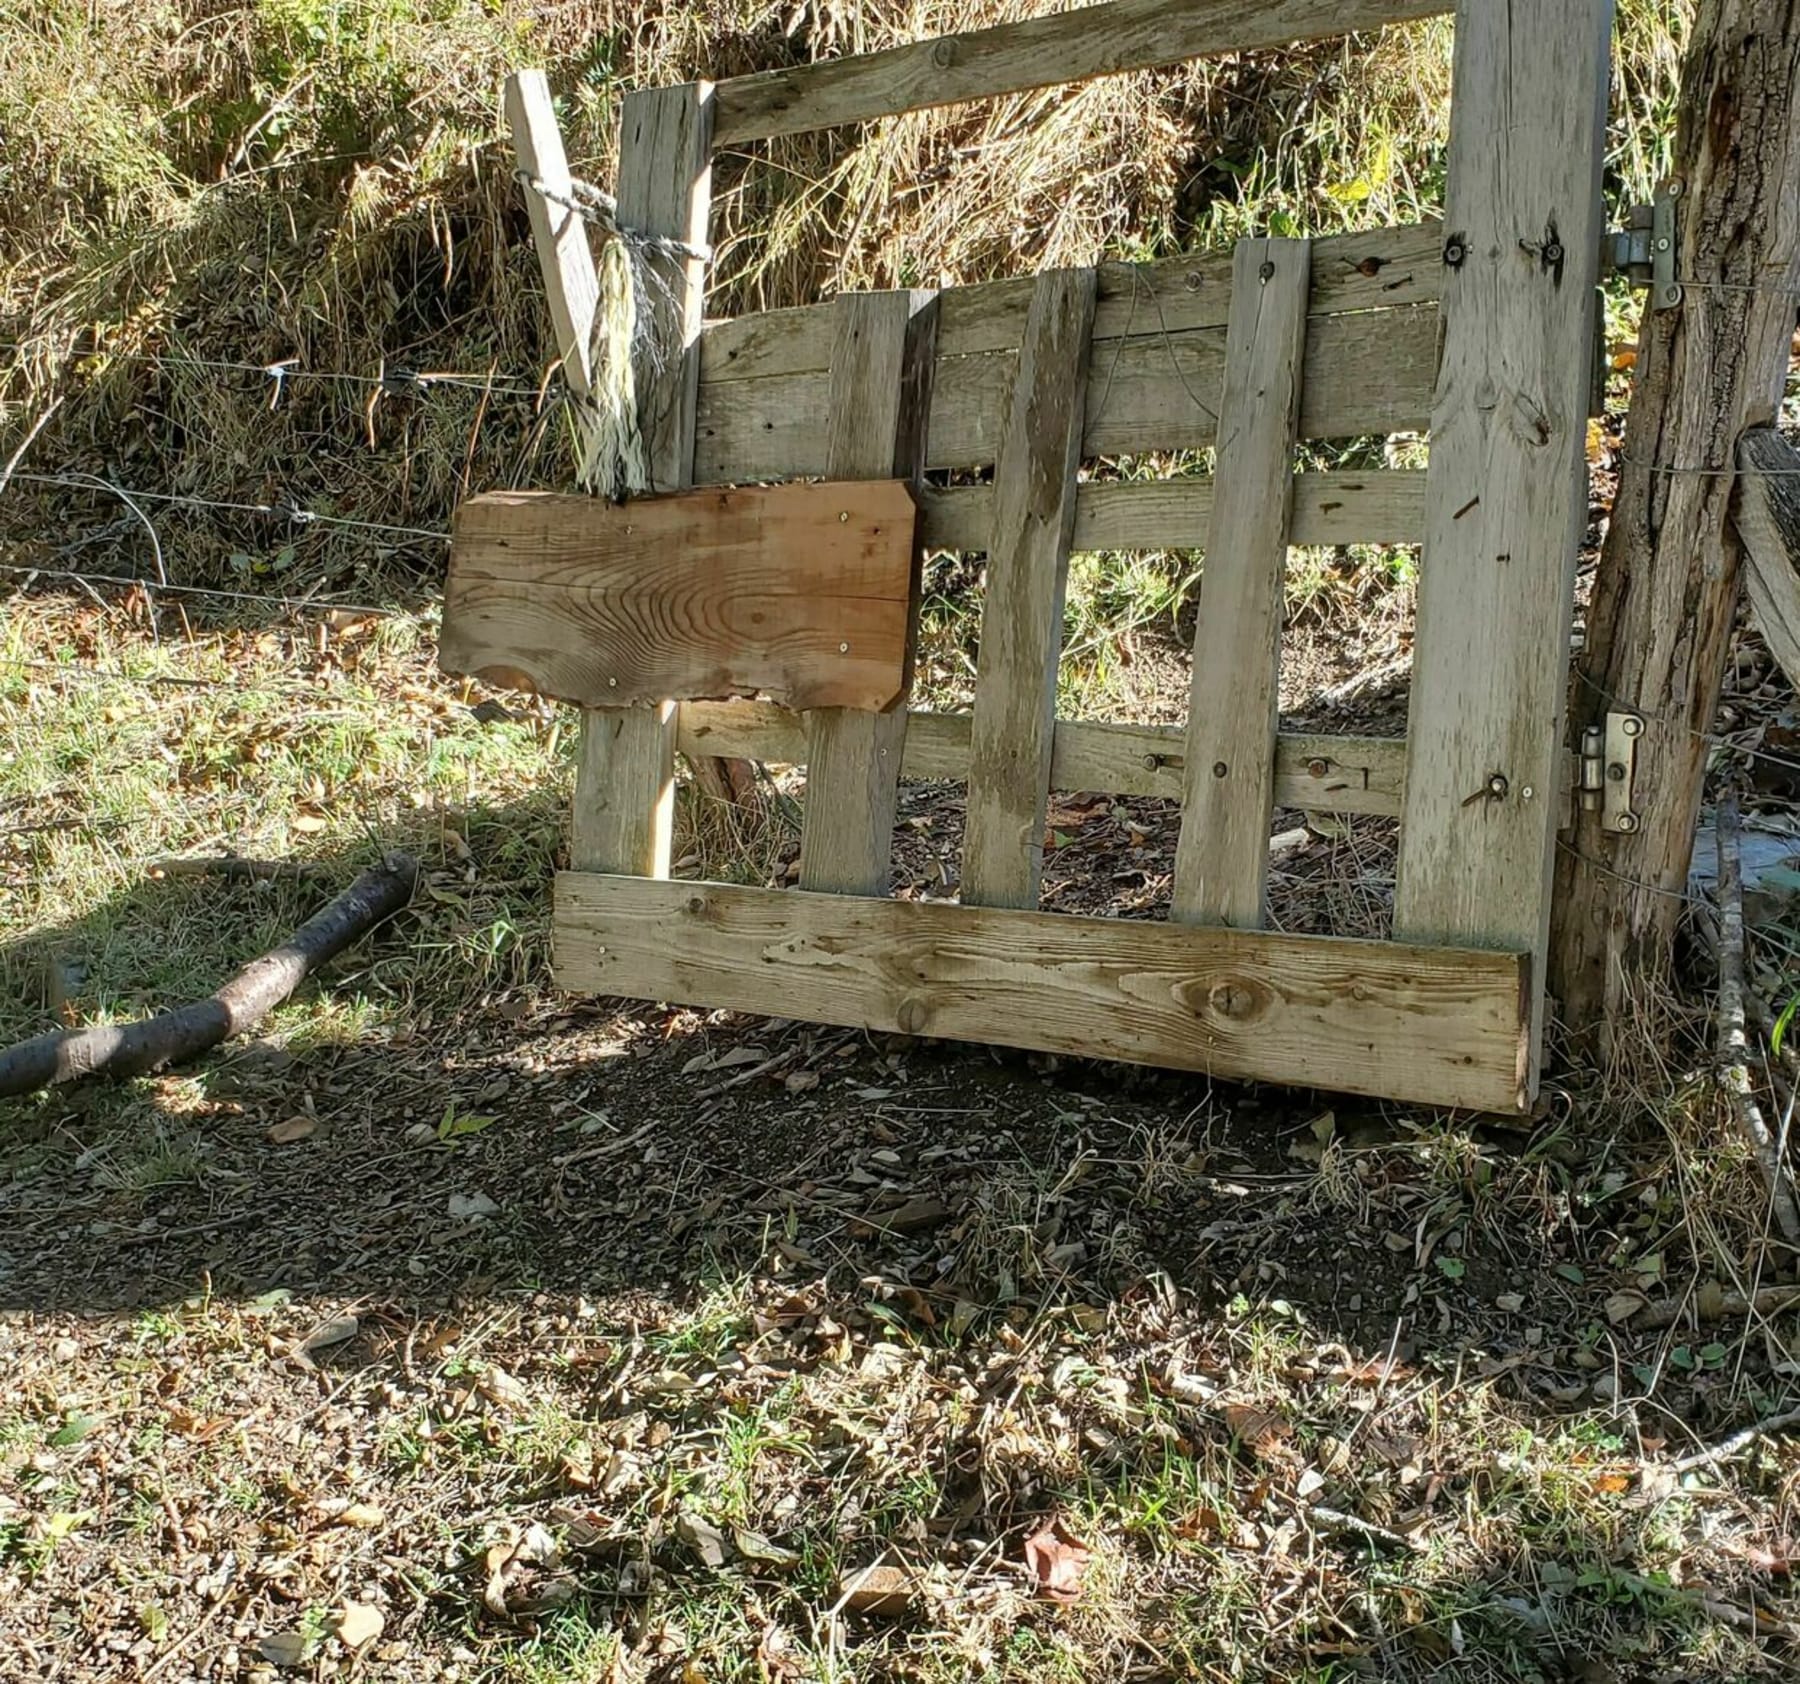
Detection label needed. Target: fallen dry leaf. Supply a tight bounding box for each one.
[838,1561,923,1616]
[266,1116,317,1145]
[1022,1516,1091,1604]
[336,1502,385,1529]
[334,1601,384,1650]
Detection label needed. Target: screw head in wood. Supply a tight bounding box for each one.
[1521,785,1535,801]
[1306,757,1329,779]
[838,511,849,522]
[1184,272,1204,292]
[607,677,618,688]
[1212,761,1228,779]
[839,642,850,654]
[1259,259,1276,283]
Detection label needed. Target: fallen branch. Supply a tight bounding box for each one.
[1670,1404,1800,1475]
[0,852,418,1097]
[1634,1285,1800,1331]
[146,855,329,883]
[1713,794,1800,1241]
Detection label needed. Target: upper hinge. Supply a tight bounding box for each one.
[1578,712,1646,834]
[1600,180,1683,310]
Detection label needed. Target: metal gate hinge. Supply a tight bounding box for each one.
[1600,180,1683,310]
[1578,712,1645,833]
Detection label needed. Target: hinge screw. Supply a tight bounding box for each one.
[1616,812,1640,834]
[1621,714,1644,737]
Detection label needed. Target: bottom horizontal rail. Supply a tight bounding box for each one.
[555,873,1532,1112]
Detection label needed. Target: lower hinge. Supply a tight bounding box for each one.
[1600,180,1683,310]
[1578,711,1646,834]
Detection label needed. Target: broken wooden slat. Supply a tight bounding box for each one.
[1735,427,1800,690]
[701,224,1446,383]
[710,0,1450,145]
[961,269,1097,908]
[693,304,1437,482]
[554,873,1531,1113]
[917,471,1425,552]
[1393,0,1610,1080]
[680,700,1409,814]
[801,290,940,896]
[443,481,919,712]
[1173,237,1312,927]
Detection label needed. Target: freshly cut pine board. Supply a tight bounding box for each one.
[555,874,1531,1113]
[442,480,918,712]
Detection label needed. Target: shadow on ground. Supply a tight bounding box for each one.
[1,818,1797,1683]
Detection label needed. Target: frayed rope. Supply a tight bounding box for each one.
[516,169,708,500]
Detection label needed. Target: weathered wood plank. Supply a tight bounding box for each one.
[1393,0,1610,1078]
[681,700,1409,813]
[443,481,918,712]
[1173,238,1311,927]
[961,269,1097,907]
[711,0,1451,145]
[555,873,1530,1112]
[1735,427,1800,693]
[505,75,675,874]
[701,224,1446,383]
[545,81,715,875]
[692,305,1437,482]
[801,290,940,896]
[918,471,1425,552]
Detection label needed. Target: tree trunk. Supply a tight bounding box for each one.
[1549,0,1800,1042]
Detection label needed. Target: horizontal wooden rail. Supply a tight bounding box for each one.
[711,0,1452,145]
[695,306,1437,481]
[678,699,1407,814]
[700,225,1445,382]
[554,873,1529,1112]
[918,471,1425,552]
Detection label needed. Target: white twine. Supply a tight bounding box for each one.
[515,169,706,500]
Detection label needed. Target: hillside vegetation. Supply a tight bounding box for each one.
[1,0,1686,597]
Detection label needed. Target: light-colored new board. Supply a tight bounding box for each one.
[917,471,1425,552]
[801,290,939,895]
[1393,0,1610,1084]
[554,873,1530,1113]
[693,305,1437,482]
[961,269,1096,908]
[710,0,1450,144]
[1173,237,1311,926]
[443,481,919,712]
[701,224,1446,383]
[680,700,1409,814]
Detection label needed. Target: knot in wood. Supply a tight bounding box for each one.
[1203,978,1266,1023]
[896,995,931,1034]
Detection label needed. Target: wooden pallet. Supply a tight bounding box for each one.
[459,0,1613,1113]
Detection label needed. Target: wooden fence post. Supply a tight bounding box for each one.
[1393,0,1611,1091]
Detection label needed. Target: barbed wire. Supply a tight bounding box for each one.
[514,171,711,265]
[0,340,549,402]
[0,560,424,621]
[6,470,450,542]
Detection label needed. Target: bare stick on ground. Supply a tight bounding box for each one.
[1713,794,1800,1242]
[0,852,418,1097]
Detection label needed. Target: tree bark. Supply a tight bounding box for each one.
[1549,0,1800,1042]
[0,853,418,1096]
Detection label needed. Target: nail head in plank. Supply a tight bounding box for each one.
[802,290,940,896]
[711,0,1452,145]
[1173,237,1312,927]
[961,268,1097,908]
[555,873,1531,1113]
[1393,0,1610,1075]
[444,481,918,712]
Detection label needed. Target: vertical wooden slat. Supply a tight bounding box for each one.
[1171,236,1311,927]
[566,80,714,875]
[1394,0,1611,1085]
[800,289,940,896]
[961,268,1097,909]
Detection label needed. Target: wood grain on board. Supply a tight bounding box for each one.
[555,873,1531,1113]
[443,481,919,713]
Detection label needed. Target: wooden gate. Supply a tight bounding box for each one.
[445,0,1614,1113]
